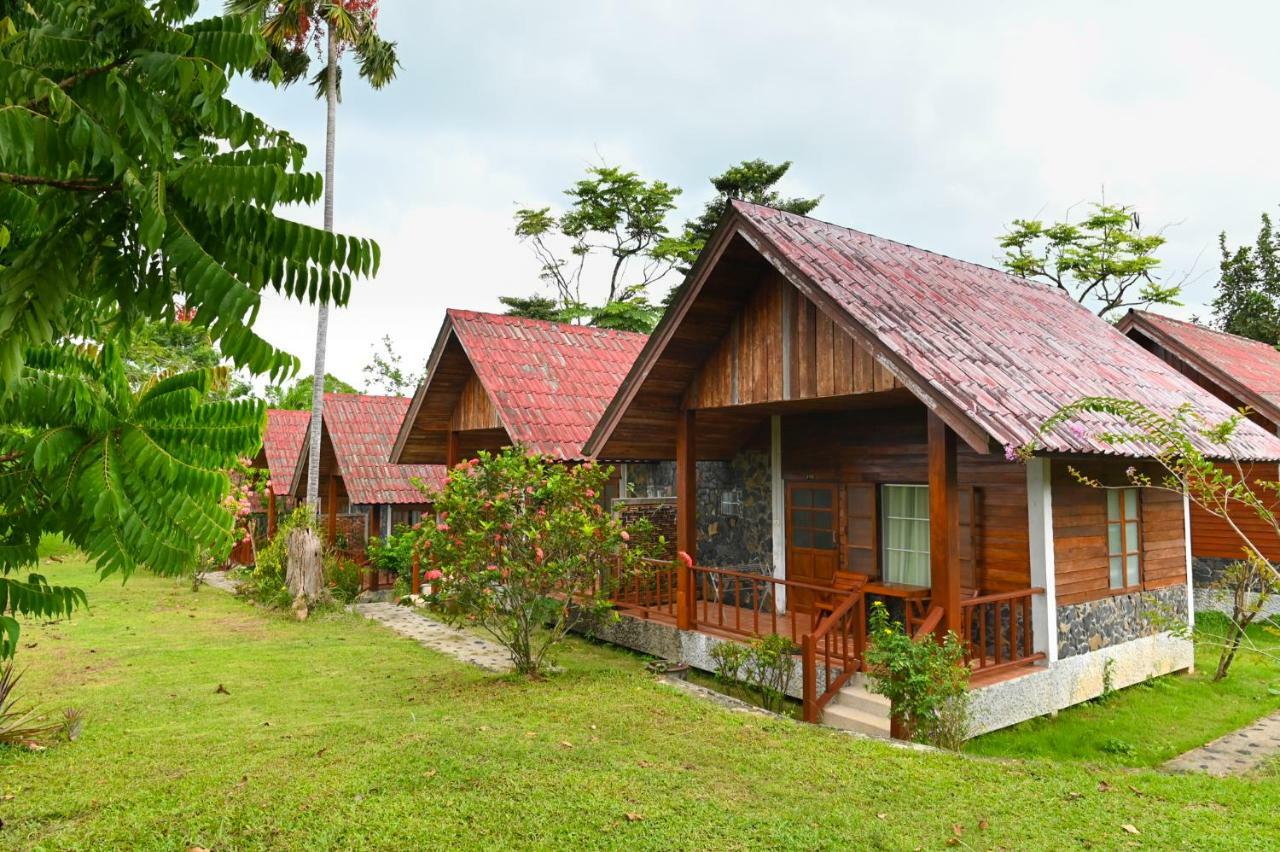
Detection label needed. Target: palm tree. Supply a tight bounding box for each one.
[230,1,398,509]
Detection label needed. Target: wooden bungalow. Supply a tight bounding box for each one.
[1119,310,1280,607]
[249,408,310,539]
[289,393,444,562]
[582,201,1280,734]
[389,309,647,471]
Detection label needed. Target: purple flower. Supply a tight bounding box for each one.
[1069,422,1087,440]
[1003,443,1019,462]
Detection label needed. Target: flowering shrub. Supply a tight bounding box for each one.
[367,524,415,583]
[325,555,365,604]
[414,447,652,676]
[863,601,971,748]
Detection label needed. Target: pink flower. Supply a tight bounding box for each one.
[468,457,479,468]
[525,486,535,494]
[677,550,694,568]
[585,488,596,498]
[1069,422,1087,440]
[535,547,545,563]
[486,564,499,572]
[619,530,630,542]
[424,569,443,581]
[1003,443,1019,462]
[436,522,450,532]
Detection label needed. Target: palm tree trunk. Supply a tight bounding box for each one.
[305,22,340,509]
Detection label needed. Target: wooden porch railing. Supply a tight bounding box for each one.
[960,587,1045,675]
[688,563,843,644]
[607,557,680,622]
[801,588,867,723]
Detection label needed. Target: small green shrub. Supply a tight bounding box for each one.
[325,555,365,604]
[241,507,318,608]
[367,524,416,584]
[1100,737,1136,757]
[864,600,971,748]
[708,634,799,714]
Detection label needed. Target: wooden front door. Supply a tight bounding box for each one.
[787,482,839,612]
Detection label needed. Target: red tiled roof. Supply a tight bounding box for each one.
[263,409,310,496]
[1120,310,1280,426]
[318,394,445,504]
[448,310,648,459]
[605,201,1280,460]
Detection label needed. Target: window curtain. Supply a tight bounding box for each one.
[882,485,930,586]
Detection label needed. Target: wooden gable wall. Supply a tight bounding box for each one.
[450,372,503,432]
[685,273,898,410]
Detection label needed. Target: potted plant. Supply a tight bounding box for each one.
[645,659,690,680]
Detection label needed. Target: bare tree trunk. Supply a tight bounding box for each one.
[286,526,324,618]
[305,22,340,509]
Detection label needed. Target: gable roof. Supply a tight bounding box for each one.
[262,409,310,496]
[292,393,445,504]
[586,201,1280,461]
[391,310,648,462]
[1118,309,1280,428]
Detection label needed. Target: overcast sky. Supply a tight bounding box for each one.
[218,1,1280,390]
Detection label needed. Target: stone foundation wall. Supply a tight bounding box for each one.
[1193,555,1280,618]
[623,462,675,498]
[1056,584,1187,658]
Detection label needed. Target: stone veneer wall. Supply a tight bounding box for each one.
[1192,555,1280,618]
[616,455,774,569]
[1056,584,1188,658]
[613,497,677,560]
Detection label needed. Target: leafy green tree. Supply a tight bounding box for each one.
[361,334,420,396]
[231,0,398,510]
[415,449,652,675]
[122,316,251,399]
[0,1,376,655]
[0,343,263,656]
[265,373,356,409]
[1210,212,1280,345]
[507,164,682,332]
[999,202,1178,318]
[498,294,561,322]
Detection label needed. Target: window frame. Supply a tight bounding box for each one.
[878,483,931,586]
[1105,487,1142,593]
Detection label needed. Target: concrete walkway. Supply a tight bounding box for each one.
[352,602,514,673]
[1163,710,1280,776]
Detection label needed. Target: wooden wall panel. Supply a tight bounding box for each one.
[1052,460,1189,605]
[687,273,900,410]
[781,405,1030,593]
[450,373,503,432]
[1189,463,1280,561]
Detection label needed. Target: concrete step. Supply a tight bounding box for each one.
[821,701,891,737]
[832,683,890,716]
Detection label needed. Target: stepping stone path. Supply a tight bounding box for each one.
[198,571,240,594]
[351,602,513,673]
[1163,711,1280,777]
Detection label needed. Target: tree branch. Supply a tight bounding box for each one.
[0,172,117,192]
[21,59,129,111]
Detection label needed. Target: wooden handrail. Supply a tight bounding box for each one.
[912,605,944,640]
[960,587,1043,672]
[802,587,866,723]
[963,587,1045,607]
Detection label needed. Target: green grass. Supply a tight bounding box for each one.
[968,616,1280,768]
[4,559,1280,849]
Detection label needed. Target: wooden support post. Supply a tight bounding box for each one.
[445,429,460,468]
[266,488,277,538]
[326,474,338,545]
[411,552,421,598]
[928,411,961,637]
[675,408,697,630]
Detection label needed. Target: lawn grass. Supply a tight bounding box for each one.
[3,559,1280,849]
[968,616,1280,768]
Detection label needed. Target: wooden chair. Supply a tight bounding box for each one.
[814,570,869,619]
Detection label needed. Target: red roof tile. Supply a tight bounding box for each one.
[263,409,310,496]
[1120,310,1280,426]
[447,310,648,459]
[319,394,445,504]
[598,202,1280,460]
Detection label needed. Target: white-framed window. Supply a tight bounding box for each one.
[1107,488,1141,590]
[881,484,930,586]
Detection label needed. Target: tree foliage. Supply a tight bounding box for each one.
[122,315,250,399]
[264,373,355,409]
[999,202,1178,318]
[415,448,652,676]
[0,0,379,384]
[1210,212,1280,345]
[0,342,263,655]
[361,334,420,396]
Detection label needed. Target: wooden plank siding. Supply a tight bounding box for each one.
[1189,463,1280,561]
[685,274,900,410]
[781,405,1031,594]
[1051,461,1188,605]
[450,372,503,432]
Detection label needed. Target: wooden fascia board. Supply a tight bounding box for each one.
[389,315,460,463]
[582,215,746,457]
[1121,314,1280,429]
[730,218,996,456]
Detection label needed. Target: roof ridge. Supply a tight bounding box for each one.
[1132,308,1280,351]
[446,307,649,341]
[729,199,1076,303]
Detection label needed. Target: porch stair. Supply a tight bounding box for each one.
[819,675,891,738]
